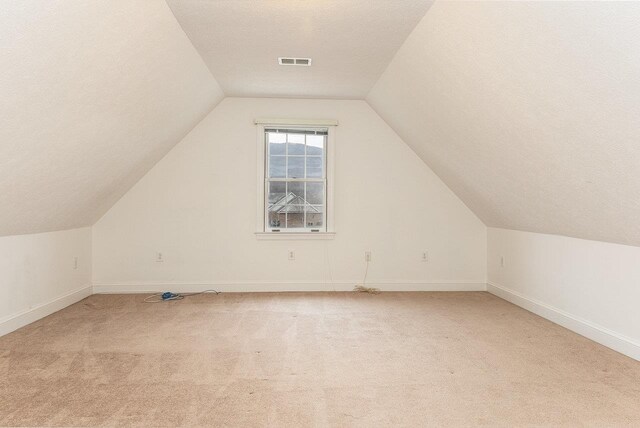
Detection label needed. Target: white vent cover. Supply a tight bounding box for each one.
[278,57,312,66]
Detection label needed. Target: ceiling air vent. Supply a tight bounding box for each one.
[278,57,312,66]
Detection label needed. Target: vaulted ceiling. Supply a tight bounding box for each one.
[2,0,640,247]
[0,0,223,236]
[368,1,640,246]
[166,0,433,98]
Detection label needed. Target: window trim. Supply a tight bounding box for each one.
[255,120,336,239]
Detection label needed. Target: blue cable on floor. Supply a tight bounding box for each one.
[161,292,178,300]
[144,290,220,303]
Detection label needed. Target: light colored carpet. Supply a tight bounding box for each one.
[0,292,639,427]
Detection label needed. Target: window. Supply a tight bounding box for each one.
[266,127,326,231]
[255,119,336,239]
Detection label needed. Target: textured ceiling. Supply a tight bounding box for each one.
[166,0,433,99]
[368,1,640,246]
[0,0,223,236]
[4,0,639,249]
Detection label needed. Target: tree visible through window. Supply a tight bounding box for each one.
[265,127,327,232]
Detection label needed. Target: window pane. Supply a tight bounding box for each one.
[268,132,286,155]
[268,211,285,228]
[306,205,323,227]
[287,182,304,199]
[287,156,304,178]
[306,182,324,204]
[268,181,286,204]
[286,211,304,228]
[269,156,285,178]
[306,135,324,156]
[306,156,323,178]
[287,133,305,155]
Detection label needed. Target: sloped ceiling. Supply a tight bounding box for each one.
[166,0,434,98]
[4,0,639,248]
[368,1,640,246]
[0,0,223,237]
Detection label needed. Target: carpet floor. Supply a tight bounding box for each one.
[0,292,639,427]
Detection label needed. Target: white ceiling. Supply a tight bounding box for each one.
[166,0,434,99]
[4,0,640,249]
[368,1,640,246]
[0,0,223,236]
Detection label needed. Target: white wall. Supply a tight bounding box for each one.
[93,98,486,292]
[0,227,92,336]
[488,227,640,360]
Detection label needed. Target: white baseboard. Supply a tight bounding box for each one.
[0,285,93,337]
[93,280,486,294]
[487,281,640,361]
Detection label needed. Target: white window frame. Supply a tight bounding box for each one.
[255,118,337,240]
[263,127,327,233]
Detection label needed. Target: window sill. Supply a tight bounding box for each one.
[255,232,336,241]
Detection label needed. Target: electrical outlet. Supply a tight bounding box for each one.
[73,257,78,270]
[365,251,372,262]
[288,250,295,261]
[422,251,429,262]
[500,255,505,268]
[156,252,164,263]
